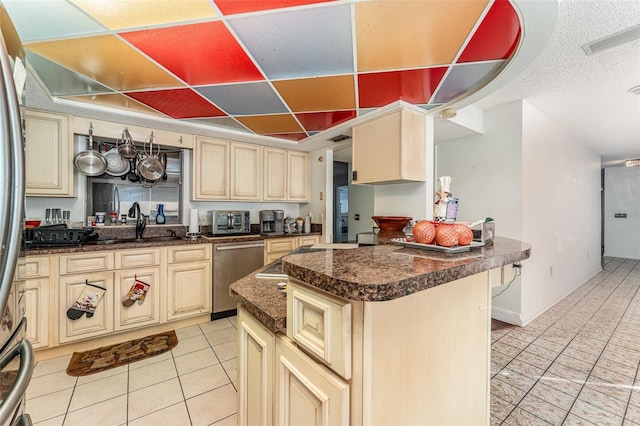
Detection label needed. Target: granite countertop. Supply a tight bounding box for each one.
[230,237,530,333]
[25,231,322,256]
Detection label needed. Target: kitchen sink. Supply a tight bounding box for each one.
[86,236,185,245]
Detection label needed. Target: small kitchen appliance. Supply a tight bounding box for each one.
[208,211,251,236]
[260,210,284,234]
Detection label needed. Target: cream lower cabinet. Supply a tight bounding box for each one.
[166,245,211,321]
[238,307,349,426]
[114,267,161,331]
[24,278,49,349]
[24,256,50,349]
[58,271,114,344]
[275,336,349,426]
[238,307,275,426]
[264,235,320,264]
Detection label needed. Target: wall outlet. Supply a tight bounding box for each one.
[549,266,553,276]
[320,191,323,201]
[198,215,210,225]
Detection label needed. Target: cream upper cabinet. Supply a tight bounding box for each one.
[352,107,426,185]
[287,151,309,202]
[24,109,74,197]
[263,147,287,201]
[231,143,262,200]
[263,148,309,202]
[193,137,230,200]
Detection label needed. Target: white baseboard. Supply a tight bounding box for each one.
[491,306,524,326]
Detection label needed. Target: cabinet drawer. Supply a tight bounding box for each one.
[265,238,296,254]
[115,248,161,269]
[297,235,319,247]
[59,252,114,275]
[25,256,50,278]
[166,244,211,263]
[287,279,352,380]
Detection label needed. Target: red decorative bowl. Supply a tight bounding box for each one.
[372,216,412,232]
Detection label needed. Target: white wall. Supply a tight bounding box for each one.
[437,100,601,326]
[604,166,640,259]
[520,101,601,324]
[301,148,333,242]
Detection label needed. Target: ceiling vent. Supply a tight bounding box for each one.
[625,159,640,167]
[628,85,640,95]
[328,134,351,142]
[582,24,640,55]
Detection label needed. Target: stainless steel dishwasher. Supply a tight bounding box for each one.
[212,240,265,319]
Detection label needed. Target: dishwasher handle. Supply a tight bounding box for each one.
[215,242,265,251]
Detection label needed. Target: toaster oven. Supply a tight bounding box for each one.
[209,211,251,235]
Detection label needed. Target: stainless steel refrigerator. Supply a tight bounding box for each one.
[0,5,34,425]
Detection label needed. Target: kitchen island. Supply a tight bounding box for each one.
[230,237,530,425]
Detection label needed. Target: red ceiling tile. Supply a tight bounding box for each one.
[120,22,264,85]
[457,0,521,63]
[358,68,448,108]
[296,110,356,132]
[265,133,307,141]
[125,89,226,119]
[214,0,335,15]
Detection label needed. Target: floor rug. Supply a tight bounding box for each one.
[66,330,178,376]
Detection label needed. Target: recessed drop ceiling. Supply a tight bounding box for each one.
[2,0,522,142]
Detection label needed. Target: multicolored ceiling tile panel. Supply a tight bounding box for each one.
[2,0,522,142]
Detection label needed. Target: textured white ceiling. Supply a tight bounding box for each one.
[474,0,640,164]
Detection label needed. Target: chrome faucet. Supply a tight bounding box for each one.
[128,202,146,239]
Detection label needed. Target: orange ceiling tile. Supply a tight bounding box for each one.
[236,114,304,134]
[266,133,308,141]
[355,0,490,71]
[62,93,167,116]
[70,0,218,30]
[272,75,355,112]
[25,35,183,91]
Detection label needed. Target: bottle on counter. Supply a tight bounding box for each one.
[304,216,311,233]
[155,204,166,224]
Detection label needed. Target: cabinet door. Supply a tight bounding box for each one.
[352,108,426,184]
[59,272,114,344]
[263,148,287,201]
[231,143,261,200]
[114,267,161,331]
[24,109,73,197]
[287,151,309,202]
[264,238,297,264]
[275,337,349,426]
[25,278,49,349]
[238,308,275,426]
[166,261,211,321]
[193,137,230,200]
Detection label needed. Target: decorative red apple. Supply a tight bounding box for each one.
[413,220,436,244]
[454,224,474,246]
[435,224,458,247]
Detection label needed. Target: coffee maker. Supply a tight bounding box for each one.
[260,210,284,234]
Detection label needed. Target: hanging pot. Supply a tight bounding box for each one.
[116,127,137,159]
[74,123,107,176]
[104,148,130,177]
[136,132,165,182]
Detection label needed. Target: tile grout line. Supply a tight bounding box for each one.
[493,258,632,424]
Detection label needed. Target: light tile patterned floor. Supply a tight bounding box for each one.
[26,316,238,426]
[27,257,640,425]
[491,257,640,425]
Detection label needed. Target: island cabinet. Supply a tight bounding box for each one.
[351,107,426,185]
[238,273,492,426]
[24,109,74,197]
